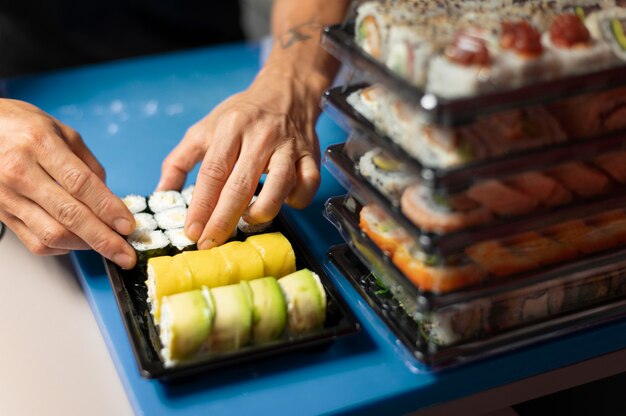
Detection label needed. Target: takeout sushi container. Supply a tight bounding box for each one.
[103,207,360,381]
[322,1,626,125]
[324,195,626,369]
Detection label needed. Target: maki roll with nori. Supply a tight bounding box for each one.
[133,212,158,231]
[148,190,186,213]
[155,206,187,230]
[358,148,419,201]
[181,184,195,206]
[165,228,196,253]
[127,229,170,263]
[122,194,147,214]
[237,196,273,234]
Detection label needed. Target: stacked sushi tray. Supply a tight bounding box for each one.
[319,0,626,369]
[104,185,359,380]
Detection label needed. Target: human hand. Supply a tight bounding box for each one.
[157,66,322,249]
[0,99,137,268]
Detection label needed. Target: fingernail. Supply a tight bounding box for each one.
[198,238,216,250]
[186,222,203,242]
[113,253,134,270]
[114,217,134,235]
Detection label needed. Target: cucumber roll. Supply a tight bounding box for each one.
[146,254,193,321]
[278,269,327,334]
[207,283,253,352]
[159,287,214,366]
[148,190,186,213]
[245,232,296,278]
[246,277,288,344]
[127,229,170,263]
[154,206,187,230]
[181,184,195,206]
[133,212,158,231]
[165,228,196,253]
[122,194,147,214]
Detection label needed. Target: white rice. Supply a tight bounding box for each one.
[358,149,418,200]
[155,207,187,230]
[148,190,186,213]
[127,229,170,252]
[133,212,158,231]
[165,228,195,251]
[122,194,147,214]
[182,184,195,206]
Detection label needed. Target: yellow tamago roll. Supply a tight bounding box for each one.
[246,232,296,278]
[181,249,230,288]
[217,241,265,283]
[146,255,193,320]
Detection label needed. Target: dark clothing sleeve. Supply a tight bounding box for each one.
[0,0,243,77]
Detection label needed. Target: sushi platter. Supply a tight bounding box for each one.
[104,188,359,380]
[320,0,626,369]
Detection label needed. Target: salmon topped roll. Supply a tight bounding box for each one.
[545,219,620,255]
[547,162,612,198]
[506,171,573,208]
[466,180,539,217]
[589,210,626,245]
[506,232,577,267]
[593,151,626,184]
[359,203,412,256]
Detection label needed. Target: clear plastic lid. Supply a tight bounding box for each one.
[322,84,626,192]
[322,0,626,125]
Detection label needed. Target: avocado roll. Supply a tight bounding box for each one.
[133,212,158,231]
[148,190,186,213]
[146,254,194,321]
[127,229,170,264]
[122,194,147,214]
[207,283,253,352]
[159,287,214,366]
[278,269,327,334]
[245,277,288,344]
[245,232,296,278]
[165,228,196,253]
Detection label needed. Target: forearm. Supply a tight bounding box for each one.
[257,0,350,116]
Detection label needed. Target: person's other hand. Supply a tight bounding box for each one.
[157,66,322,249]
[0,99,137,268]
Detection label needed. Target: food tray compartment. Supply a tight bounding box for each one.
[103,210,360,381]
[328,243,626,369]
[323,84,626,192]
[322,12,626,126]
[325,142,626,256]
[324,194,626,310]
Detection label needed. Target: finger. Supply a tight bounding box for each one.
[58,123,106,182]
[0,211,69,256]
[36,138,135,236]
[1,191,89,250]
[157,132,206,191]
[184,131,242,242]
[197,153,267,250]
[243,149,296,225]
[15,167,137,269]
[285,154,321,209]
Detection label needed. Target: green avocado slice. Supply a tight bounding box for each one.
[159,288,214,365]
[278,269,327,334]
[207,283,253,352]
[247,277,288,344]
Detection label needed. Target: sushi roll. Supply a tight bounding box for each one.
[154,206,187,230]
[593,151,626,184]
[146,254,194,321]
[207,283,253,352]
[506,232,577,268]
[357,148,419,201]
[133,212,158,231]
[505,171,573,208]
[246,277,288,344]
[181,184,195,206]
[359,203,412,256]
[122,194,147,214]
[159,287,214,366]
[589,210,626,244]
[127,229,170,264]
[278,269,327,334]
[165,228,196,253]
[245,232,297,279]
[584,6,626,61]
[466,179,539,217]
[181,248,231,288]
[148,190,186,213]
[392,242,485,293]
[541,12,612,76]
[546,162,612,198]
[237,196,273,234]
[465,240,539,277]
[216,241,265,282]
[421,300,490,346]
[544,220,619,255]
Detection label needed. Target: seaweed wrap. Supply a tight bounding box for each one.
[148,190,186,213]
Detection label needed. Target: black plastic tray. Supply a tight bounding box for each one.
[325,142,626,256]
[328,243,626,369]
[103,212,360,381]
[322,23,626,126]
[323,85,626,193]
[324,194,626,312]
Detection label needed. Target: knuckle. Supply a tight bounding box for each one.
[62,167,91,196]
[56,202,83,228]
[90,233,114,255]
[1,158,28,185]
[40,225,67,248]
[199,161,229,185]
[92,195,114,217]
[29,240,53,256]
[227,175,253,198]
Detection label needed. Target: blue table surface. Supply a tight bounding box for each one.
[7,42,626,415]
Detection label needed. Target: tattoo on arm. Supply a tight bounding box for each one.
[278,18,322,49]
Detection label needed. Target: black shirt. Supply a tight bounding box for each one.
[0,0,243,77]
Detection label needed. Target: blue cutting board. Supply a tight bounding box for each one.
[7,42,626,415]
